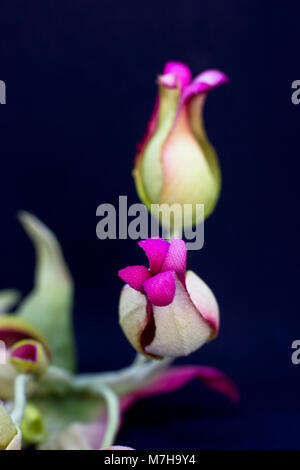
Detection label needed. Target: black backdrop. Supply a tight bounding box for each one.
[0,0,299,449]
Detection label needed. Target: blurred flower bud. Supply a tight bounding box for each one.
[118,238,219,358]
[0,404,19,450]
[133,62,228,226]
[0,315,50,353]
[21,403,47,445]
[10,340,49,376]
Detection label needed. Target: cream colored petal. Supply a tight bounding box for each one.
[146,276,212,357]
[185,270,220,337]
[119,286,148,355]
[160,103,221,223]
[5,427,22,450]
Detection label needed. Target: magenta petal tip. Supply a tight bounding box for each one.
[138,238,170,275]
[182,69,229,102]
[10,343,38,363]
[143,271,176,306]
[118,266,151,292]
[163,61,192,90]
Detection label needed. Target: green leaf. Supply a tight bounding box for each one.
[0,290,21,313]
[15,212,76,372]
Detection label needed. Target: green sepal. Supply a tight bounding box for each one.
[15,212,76,372]
[0,290,21,313]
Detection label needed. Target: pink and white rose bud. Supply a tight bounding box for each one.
[118,238,219,358]
[133,62,229,225]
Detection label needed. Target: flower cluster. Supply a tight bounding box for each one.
[0,61,238,451]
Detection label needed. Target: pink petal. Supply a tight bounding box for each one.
[161,238,187,285]
[143,271,176,307]
[121,365,240,412]
[118,266,151,292]
[138,238,170,275]
[10,343,38,363]
[162,62,192,90]
[182,69,229,103]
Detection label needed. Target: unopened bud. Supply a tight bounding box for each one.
[21,403,47,445]
[10,340,49,376]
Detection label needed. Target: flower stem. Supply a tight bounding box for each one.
[94,384,120,448]
[41,357,173,400]
[11,374,30,426]
[131,353,148,366]
[73,357,173,392]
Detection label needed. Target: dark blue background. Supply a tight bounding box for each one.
[0,0,299,449]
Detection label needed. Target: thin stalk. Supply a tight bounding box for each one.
[11,374,30,426]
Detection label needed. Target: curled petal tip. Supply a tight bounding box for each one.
[163,61,192,90]
[157,73,178,89]
[161,238,187,284]
[143,271,176,306]
[138,238,170,275]
[118,266,151,292]
[182,69,229,103]
[195,69,230,86]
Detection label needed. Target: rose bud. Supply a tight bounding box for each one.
[133,61,228,226]
[118,238,219,358]
[0,404,21,450]
[10,339,49,376]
